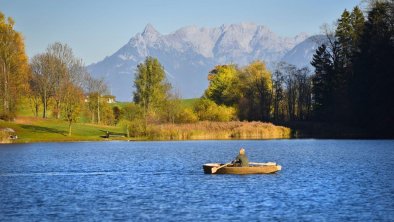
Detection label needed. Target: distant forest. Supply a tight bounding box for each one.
[201,2,393,137]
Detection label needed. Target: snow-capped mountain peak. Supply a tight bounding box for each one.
[141,23,161,42]
[88,23,313,101]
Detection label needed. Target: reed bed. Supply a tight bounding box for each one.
[147,121,291,140]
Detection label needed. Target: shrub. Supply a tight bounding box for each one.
[122,103,143,121]
[176,108,198,123]
[128,119,146,137]
[193,98,236,122]
[215,105,237,122]
[0,130,10,143]
[101,103,115,125]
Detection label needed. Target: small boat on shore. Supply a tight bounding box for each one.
[203,162,282,174]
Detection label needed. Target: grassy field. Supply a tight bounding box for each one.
[180,98,199,108]
[0,117,126,143]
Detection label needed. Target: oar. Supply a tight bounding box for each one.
[211,162,231,174]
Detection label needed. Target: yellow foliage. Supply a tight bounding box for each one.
[204,64,240,106]
[242,60,272,92]
[0,12,30,119]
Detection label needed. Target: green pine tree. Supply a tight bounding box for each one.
[352,1,394,135]
[311,44,334,121]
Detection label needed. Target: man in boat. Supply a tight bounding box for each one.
[232,148,249,167]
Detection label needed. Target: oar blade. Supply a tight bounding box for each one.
[210,163,230,174]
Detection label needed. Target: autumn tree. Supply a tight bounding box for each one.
[159,93,182,124]
[204,64,240,106]
[239,61,273,121]
[119,103,144,137]
[99,101,115,125]
[46,42,86,119]
[0,12,29,120]
[133,57,171,127]
[28,71,42,117]
[84,75,107,123]
[61,82,83,136]
[30,53,65,118]
[30,43,91,119]
[295,67,312,120]
[272,65,286,121]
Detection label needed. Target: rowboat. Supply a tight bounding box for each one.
[203,162,282,174]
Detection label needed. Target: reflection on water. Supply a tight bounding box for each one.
[0,140,393,221]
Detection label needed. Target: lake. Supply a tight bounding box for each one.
[0,140,393,221]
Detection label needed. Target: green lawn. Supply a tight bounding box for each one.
[1,117,126,143]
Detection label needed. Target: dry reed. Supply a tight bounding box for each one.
[146,121,291,140]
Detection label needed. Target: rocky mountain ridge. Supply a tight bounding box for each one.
[88,23,319,101]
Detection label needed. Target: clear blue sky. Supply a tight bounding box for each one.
[2,0,362,65]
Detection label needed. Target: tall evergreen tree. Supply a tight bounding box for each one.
[336,9,353,69]
[352,1,394,135]
[334,8,364,122]
[311,44,334,120]
[350,6,365,51]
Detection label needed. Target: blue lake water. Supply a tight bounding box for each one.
[0,140,393,221]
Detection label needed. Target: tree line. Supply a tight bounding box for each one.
[311,1,393,136]
[127,57,313,136]
[0,12,114,135]
[202,61,313,123]
[29,42,112,135]
[195,1,393,137]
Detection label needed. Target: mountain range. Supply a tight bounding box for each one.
[87,23,321,101]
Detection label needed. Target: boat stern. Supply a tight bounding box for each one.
[202,163,220,174]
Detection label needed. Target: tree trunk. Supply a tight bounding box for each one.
[35,102,39,117]
[43,90,47,118]
[3,62,9,115]
[68,121,72,136]
[56,100,61,119]
[97,95,100,124]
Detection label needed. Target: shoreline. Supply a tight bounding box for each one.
[2,137,296,144]
[3,118,391,144]
[1,119,291,144]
